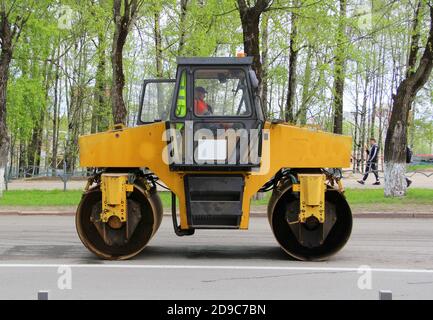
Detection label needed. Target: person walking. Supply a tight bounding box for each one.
[358,138,380,185]
[406,146,413,187]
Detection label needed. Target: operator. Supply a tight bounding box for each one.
[194,86,213,115]
[357,137,380,185]
[194,86,232,133]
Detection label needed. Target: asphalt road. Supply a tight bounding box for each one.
[0,216,433,300]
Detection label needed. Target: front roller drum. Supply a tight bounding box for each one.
[76,183,163,260]
[268,184,352,261]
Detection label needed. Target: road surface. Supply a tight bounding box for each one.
[0,216,432,300]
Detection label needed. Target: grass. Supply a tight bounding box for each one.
[0,189,84,207]
[344,188,433,205]
[407,164,433,172]
[248,188,433,207]
[0,188,432,208]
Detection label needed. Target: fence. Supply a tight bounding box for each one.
[3,159,433,190]
[3,163,88,191]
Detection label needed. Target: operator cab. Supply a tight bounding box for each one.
[137,57,265,172]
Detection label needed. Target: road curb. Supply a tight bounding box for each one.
[350,212,433,219]
[0,211,76,216]
[0,210,432,218]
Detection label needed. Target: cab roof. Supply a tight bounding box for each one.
[177,57,253,66]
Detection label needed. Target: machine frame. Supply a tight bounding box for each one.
[76,57,353,261]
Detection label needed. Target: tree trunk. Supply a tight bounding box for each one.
[359,70,370,173]
[28,117,44,175]
[407,1,422,150]
[28,58,51,176]
[178,0,188,55]
[299,46,312,125]
[285,2,298,123]
[0,3,31,194]
[51,46,60,175]
[0,9,12,197]
[18,138,27,177]
[353,62,360,172]
[261,12,269,116]
[111,0,141,125]
[92,32,109,133]
[332,0,347,134]
[65,85,82,173]
[65,34,88,173]
[370,45,380,138]
[237,0,271,95]
[384,5,433,197]
[377,35,386,171]
[153,11,165,117]
[154,12,163,79]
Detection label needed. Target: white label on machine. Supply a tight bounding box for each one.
[197,139,227,161]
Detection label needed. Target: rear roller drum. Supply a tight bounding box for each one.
[268,184,352,261]
[76,183,163,260]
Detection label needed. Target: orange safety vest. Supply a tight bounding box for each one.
[194,99,209,115]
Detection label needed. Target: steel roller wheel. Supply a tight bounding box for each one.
[269,185,352,261]
[76,183,163,260]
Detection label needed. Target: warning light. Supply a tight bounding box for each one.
[236,51,246,58]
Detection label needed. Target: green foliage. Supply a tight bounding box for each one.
[7,76,46,141]
[413,113,433,154]
[1,0,432,176]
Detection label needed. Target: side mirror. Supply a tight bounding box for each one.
[249,70,259,89]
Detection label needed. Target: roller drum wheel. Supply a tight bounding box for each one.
[268,181,352,261]
[76,183,163,260]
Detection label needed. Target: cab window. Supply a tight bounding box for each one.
[140,81,175,123]
[193,69,251,117]
[175,71,187,118]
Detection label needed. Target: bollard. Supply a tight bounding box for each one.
[38,291,49,300]
[379,290,392,300]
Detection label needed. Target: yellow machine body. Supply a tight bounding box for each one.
[292,174,326,223]
[79,121,351,230]
[76,56,353,261]
[100,174,134,223]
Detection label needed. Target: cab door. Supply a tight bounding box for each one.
[167,66,264,171]
[137,79,176,125]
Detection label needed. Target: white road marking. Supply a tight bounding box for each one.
[0,264,432,274]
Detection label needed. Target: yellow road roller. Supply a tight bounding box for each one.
[77,57,352,260]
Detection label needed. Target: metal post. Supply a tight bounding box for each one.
[4,164,8,191]
[58,161,72,192]
[379,290,392,300]
[63,161,67,192]
[38,291,49,300]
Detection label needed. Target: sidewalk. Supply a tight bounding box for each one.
[2,174,432,218]
[4,172,433,190]
[342,172,433,189]
[1,206,432,218]
[5,178,86,190]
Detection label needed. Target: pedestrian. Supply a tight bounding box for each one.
[357,138,380,185]
[406,146,413,188]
